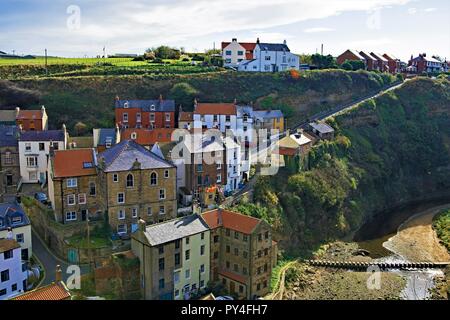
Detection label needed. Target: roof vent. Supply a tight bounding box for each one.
[124,101,129,108]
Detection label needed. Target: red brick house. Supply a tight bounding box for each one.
[115,96,176,129]
[382,53,402,74]
[408,53,443,74]
[15,106,48,131]
[359,51,378,71]
[121,128,176,148]
[370,52,389,72]
[336,49,366,66]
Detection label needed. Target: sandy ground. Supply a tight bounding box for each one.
[384,205,450,262]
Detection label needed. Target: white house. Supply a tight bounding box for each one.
[19,126,67,184]
[238,39,300,72]
[224,136,241,192]
[0,203,32,261]
[0,239,28,300]
[236,106,254,180]
[221,38,257,67]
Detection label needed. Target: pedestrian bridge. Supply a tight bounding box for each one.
[306,260,450,270]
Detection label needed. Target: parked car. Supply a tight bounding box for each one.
[216,296,234,300]
[34,192,48,204]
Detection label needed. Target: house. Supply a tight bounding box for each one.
[93,126,120,152]
[0,239,28,300]
[18,126,67,184]
[382,53,402,74]
[114,96,176,129]
[201,208,276,299]
[11,265,71,300]
[0,126,21,195]
[253,110,285,133]
[235,106,254,180]
[276,130,313,168]
[178,107,194,130]
[336,49,366,66]
[0,109,18,126]
[237,38,300,72]
[175,131,227,208]
[47,148,103,224]
[309,122,335,140]
[121,128,175,149]
[370,52,389,72]
[359,51,378,71]
[131,215,210,300]
[97,140,177,236]
[408,53,443,73]
[221,38,256,67]
[0,203,32,261]
[223,136,242,193]
[15,106,48,131]
[193,102,238,133]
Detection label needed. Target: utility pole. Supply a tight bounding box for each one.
[44,49,48,76]
[321,44,323,56]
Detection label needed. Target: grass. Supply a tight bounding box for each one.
[0,57,147,66]
[433,209,450,251]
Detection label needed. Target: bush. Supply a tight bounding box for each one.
[132,56,145,61]
[169,82,199,110]
[152,46,181,60]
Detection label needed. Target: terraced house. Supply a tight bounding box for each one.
[0,126,20,196]
[97,140,177,237]
[48,148,103,224]
[131,215,210,300]
[201,209,276,299]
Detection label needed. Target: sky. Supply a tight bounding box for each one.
[0,0,449,62]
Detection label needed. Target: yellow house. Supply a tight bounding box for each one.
[254,110,284,133]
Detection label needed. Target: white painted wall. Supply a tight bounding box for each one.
[0,245,28,300]
[0,225,32,261]
[222,40,247,67]
[239,44,300,72]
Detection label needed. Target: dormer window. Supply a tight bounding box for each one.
[131,132,137,140]
[12,216,22,225]
[150,105,155,111]
[124,102,129,108]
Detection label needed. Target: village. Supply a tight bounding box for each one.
[0,36,449,301]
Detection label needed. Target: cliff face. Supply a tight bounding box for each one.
[249,78,450,255]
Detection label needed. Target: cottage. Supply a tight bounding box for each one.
[253,110,284,133]
[382,53,402,74]
[93,127,120,152]
[336,49,366,66]
[221,38,256,67]
[0,239,28,300]
[0,203,32,260]
[309,122,335,140]
[408,53,444,73]
[15,106,48,131]
[370,52,389,72]
[0,125,20,195]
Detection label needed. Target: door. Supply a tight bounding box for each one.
[81,210,87,221]
[39,172,46,183]
[6,174,13,186]
[230,281,235,294]
[68,248,78,264]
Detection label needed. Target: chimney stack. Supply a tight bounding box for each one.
[138,219,146,232]
[256,37,260,44]
[159,94,163,102]
[15,107,20,118]
[232,38,237,42]
[55,265,62,282]
[41,105,46,116]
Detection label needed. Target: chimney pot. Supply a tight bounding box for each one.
[55,265,62,282]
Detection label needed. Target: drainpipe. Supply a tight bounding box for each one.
[60,179,65,224]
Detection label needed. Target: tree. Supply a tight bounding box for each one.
[152,46,181,60]
[299,54,312,65]
[169,83,199,110]
[341,59,365,71]
[311,54,338,69]
[341,61,353,71]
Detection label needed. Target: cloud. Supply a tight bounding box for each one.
[407,7,417,14]
[303,27,335,33]
[424,7,436,12]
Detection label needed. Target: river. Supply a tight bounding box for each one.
[355,202,450,300]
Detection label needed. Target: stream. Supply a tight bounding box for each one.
[355,202,450,300]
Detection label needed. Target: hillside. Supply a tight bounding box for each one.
[236,77,450,255]
[3,70,397,133]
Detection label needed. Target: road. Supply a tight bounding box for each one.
[32,229,90,287]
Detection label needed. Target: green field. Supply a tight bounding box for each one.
[1,57,158,66]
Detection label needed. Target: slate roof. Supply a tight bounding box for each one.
[115,99,175,112]
[98,128,117,146]
[257,43,290,52]
[183,133,224,154]
[143,214,209,246]
[20,130,65,142]
[309,122,335,134]
[236,105,254,118]
[0,110,17,123]
[0,125,19,147]
[98,139,174,172]
[253,110,284,120]
[0,203,30,231]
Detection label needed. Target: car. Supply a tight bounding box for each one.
[215,296,234,300]
[34,192,48,204]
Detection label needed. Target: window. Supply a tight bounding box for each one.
[25,143,31,151]
[186,237,190,245]
[200,280,205,288]
[175,253,180,265]
[11,216,22,225]
[66,212,76,221]
[117,193,125,204]
[150,172,158,185]
[175,239,180,249]
[39,143,45,151]
[78,193,86,204]
[237,50,244,56]
[185,269,190,279]
[197,164,203,172]
[159,258,165,271]
[243,235,248,242]
[89,182,96,196]
[265,56,271,61]
[67,178,77,188]
[150,113,155,121]
[164,170,169,178]
[165,113,171,121]
[16,234,24,243]
[117,224,127,234]
[216,163,222,170]
[265,231,269,239]
[4,250,13,260]
[67,194,75,206]
[11,283,17,292]
[200,245,205,256]
[185,250,190,261]
[26,156,37,167]
[126,174,134,188]
[4,151,12,164]
[175,289,180,297]
[201,232,204,240]
[243,251,248,259]
[132,207,138,218]
[118,210,125,220]
[174,272,180,284]
[226,229,230,237]
[159,278,165,289]
[159,206,165,215]
[225,50,232,55]
[159,189,165,200]
[225,115,231,122]
[234,248,239,256]
[1,270,10,282]
[226,245,230,253]
[136,113,141,122]
[123,113,128,122]
[213,115,218,122]
[214,235,219,243]
[200,264,205,274]
[216,174,222,183]
[112,174,118,182]
[0,289,6,296]
[243,267,248,275]
[234,231,239,239]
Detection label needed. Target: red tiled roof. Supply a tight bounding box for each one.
[201,209,261,235]
[17,110,43,120]
[194,103,236,116]
[121,128,175,146]
[179,111,193,122]
[219,270,247,284]
[12,282,71,300]
[0,239,20,253]
[276,147,298,156]
[53,149,96,178]
[221,42,256,60]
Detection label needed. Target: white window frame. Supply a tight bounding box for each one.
[25,143,31,152]
[67,194,76,206]
[165,113,171,122]
[159,205,165,215]
[26,156,37,167]
[159,189,166,200]
[117,224,127,234]
[118,209,126,220]
[66,211,77,221]
[123,113,128,122]
[67,178,77,188]
[113,174,118,182]
[150,172,158,185]
[117,192,125,204]
[132,207,138,218]
[217,174,222,183]
[78,193,86,204]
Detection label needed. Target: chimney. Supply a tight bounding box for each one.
[283,39,287,45]
[256,37,260,44]
[159,94,163,102]
[115,95,120,101]
[286,129,290,136]
[55,265,62,282]
[234,98,237,105]
[194,98,198,109]
[217,208,223,226]
[232,38,237,42]
[41,105,46,116]
[138,219,146,232]
[15,107,20,118]
[6,227,13,240]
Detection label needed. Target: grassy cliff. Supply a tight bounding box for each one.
[7,69,396,133]
[237,77,450,255]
